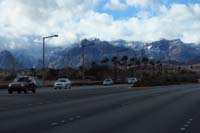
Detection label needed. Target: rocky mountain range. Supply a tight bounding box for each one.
[0,38,200,69]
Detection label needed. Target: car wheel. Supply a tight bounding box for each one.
[8,89,12,94]
[17,90,21,93]
[24,89,28,94]
[32,89,36,93]
[69,85,71,89]
[54,87,57,90]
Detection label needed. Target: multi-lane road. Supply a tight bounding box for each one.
[1,84,200,133]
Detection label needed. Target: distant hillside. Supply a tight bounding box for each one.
[0,38,200,69]
[145,39,200,63]
[0,50,21,69]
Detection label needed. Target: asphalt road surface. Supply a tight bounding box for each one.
[1,84,200,133]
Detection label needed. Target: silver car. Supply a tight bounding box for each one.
[54,78,72,89]
[127,77,138,84]
[103,79,113,86]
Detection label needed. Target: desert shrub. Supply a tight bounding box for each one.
[4,74,16,81]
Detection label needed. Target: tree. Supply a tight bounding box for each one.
[136,59,141,69]
[112,56,118,65]
[121,56,128,66]
[149,60,155,75]
[142,57,149,69]
[129,57,137,76]
[156,61,163,74]
[135,59,142,78]
[111,56,119,81]
[101,57,109,66]
[149,60,155,66]
[130,57,136,64]
[91,61,96,66]
[120,55,129,78]
[46,69,59,80]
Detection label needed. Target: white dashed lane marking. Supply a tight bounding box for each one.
[180,118,194,132]
[76,115,81,119]
[60,120,66,123]
[50,115,81,127]
[186,121,191,124]
[184,124,188,127]
[51,122,59,126]
[69,117,74,121]
[180,127,186,131]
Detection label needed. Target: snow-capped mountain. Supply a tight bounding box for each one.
[145,39,200,63]
[110,40,145,50]
[48,39,136,68]
[0,38,200,69]
[45,39,200,68]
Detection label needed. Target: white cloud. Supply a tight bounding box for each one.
[104,0,127,10]
[0,0,200,48]
[104,0,158,10]
[104,0,159,9]
[126,0,157,8]
[0,0,101,46]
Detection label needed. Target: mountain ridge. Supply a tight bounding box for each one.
[0,38,200,69]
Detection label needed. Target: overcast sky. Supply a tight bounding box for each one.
[0,0,200,46]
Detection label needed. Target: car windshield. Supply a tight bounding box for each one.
[58,79,67,82]
[14,77,29,82]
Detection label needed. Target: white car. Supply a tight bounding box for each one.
[54,78,72,89]
[127,77,138,84]
[103,79,113,85]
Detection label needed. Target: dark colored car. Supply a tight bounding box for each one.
[8,76,37,94]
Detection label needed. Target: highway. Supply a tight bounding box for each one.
[0,84,200,133]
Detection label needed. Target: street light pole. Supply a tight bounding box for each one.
[42,35,58,87]
[80,40,95,80]
[42,38,45,87]
[82,47,85,80]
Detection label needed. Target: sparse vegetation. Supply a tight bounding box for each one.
[0,57,199,87]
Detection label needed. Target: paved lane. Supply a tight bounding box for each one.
[0,84,200,133]
[0,84,131,111]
